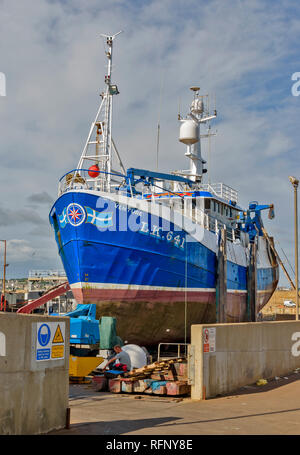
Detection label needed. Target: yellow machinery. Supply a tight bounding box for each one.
[69,355,104,383]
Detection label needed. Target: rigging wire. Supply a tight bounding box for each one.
[156,70,166,171]
[277,239,295,277]
[184,234,188,356]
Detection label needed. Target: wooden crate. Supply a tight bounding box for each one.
[154,385,167,395]
[92,376,108,391]
[173,362,188,380]
[144,383,167,395]
[133,380,148,393]
[150,373,165,380]
[121,379,133,393]
[163,368,177,381]
[166,381,190,396]
[108,378,121,393]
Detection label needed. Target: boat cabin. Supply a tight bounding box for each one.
[139,180,243,237]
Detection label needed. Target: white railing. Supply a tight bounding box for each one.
[201,183,238,204]
[57,171,242,243]
[148,194,242,243]
[157,343,190,361]
[190,205,241,242]
[58,169,126,196]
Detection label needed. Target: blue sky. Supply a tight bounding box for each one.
[0,0,300,285]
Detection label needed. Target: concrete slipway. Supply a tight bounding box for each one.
[2,312,300,436]
[49,375,300,436]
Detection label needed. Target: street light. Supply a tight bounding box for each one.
[289,176,299,320]
[0,240,9,312]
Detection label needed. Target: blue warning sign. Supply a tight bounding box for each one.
[36,321,65,362]
[37,324,51,347]
[37,349,51,361]
[37,323,51,360]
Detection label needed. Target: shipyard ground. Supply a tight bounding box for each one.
[49,373,300,435]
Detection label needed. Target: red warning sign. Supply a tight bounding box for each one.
[203,327,216,353]
[203,328,210,352]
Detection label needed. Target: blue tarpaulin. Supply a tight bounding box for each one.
[106,369,123,375]
[144,380,167,391]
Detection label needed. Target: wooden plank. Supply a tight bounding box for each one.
[121,379,133,393]
[173,362,188,379]
[150,373,165,380]
[92,376,108,391]
[108,379,121,393]
[151,385,167,395]
[144,381,167,395]
[133,380,148,393]
[166,381,191,396]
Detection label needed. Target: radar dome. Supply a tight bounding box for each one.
[179,119,199,145]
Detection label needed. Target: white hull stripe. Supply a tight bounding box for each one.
[70,282,249,294]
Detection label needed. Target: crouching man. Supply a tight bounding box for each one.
[105,345,131,374]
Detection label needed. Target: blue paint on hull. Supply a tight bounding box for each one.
[49,191,276,295]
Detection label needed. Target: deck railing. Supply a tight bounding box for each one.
[148,192,242,243]
[58,168,126,196]
[57,170,243,243]
[201,183,238,204]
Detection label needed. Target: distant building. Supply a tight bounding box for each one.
[1,270,76,313]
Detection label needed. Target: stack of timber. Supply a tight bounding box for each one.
[92,357,191,397]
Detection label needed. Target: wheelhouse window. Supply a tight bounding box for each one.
[204,199,211,210]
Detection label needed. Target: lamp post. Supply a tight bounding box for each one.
[289,176,299,320]
[0,240,6,311]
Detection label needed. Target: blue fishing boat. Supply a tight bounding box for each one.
[49,33,278,345]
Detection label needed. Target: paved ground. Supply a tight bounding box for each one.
[49,372,300,436]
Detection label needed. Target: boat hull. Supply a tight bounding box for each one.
[49,190,278,345]
[69,286,277,345]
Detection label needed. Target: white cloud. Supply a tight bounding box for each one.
[6,239,35,263]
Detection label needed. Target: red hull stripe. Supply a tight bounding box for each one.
[71,287,250,304]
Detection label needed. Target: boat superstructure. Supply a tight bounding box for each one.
[49,33,278,345]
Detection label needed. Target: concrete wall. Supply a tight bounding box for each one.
[191,321,300,400]
[0,313,70,434]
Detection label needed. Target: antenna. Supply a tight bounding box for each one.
[156,70,165,171]
[207,124,212,184]
[178,87,217,184]
[207,124,211,184]
[76,31,123,192]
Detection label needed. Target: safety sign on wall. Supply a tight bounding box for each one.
[203,327,216,353]
[36,322,65,361]
[0,331,5,357]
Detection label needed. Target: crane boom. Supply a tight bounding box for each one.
[17,281,70,314]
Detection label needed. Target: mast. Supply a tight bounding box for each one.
[178,87,217,185]
[77,31,123,192]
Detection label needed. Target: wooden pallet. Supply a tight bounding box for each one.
[123,358,187,381]
[108,378,190,396]
[92,357,190,397]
